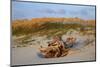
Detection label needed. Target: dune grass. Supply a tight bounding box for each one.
[12,18,95,47]
[12,22,84,36]
[12,17,95,37]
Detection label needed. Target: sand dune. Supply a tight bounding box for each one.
[11,32,95,66]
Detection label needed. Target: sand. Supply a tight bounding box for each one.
[11,42,95,66]
[11,31,96,66]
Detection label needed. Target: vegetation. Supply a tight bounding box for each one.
[12,18,95,36]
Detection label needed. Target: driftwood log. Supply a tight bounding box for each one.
[39,37,76,58]
[39,44,69,58]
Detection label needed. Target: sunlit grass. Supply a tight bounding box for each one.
[12,18,95,36]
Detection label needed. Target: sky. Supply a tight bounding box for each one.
[12,1,96,20]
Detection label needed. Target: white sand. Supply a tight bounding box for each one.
[11,42,95,66]
[11,31,96,66]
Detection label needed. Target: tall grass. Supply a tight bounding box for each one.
[12,18,95,36]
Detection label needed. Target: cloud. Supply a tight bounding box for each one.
[57,9,66,14]
[37,8,66,14]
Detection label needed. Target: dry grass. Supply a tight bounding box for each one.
[12,18,95,36]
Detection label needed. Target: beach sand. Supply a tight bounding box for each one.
[11,31,96,66]
[11,42,95,66]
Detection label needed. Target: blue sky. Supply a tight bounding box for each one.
[12,1,96,20]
